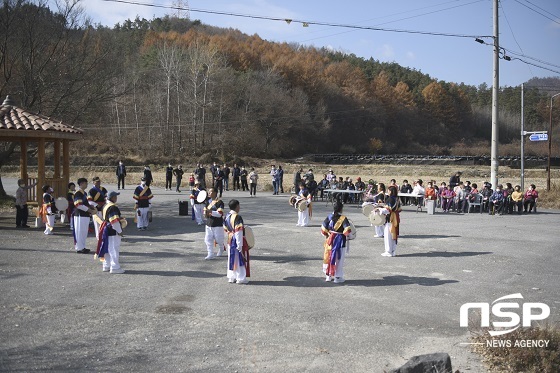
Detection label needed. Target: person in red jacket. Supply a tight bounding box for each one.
[523,184,538,213]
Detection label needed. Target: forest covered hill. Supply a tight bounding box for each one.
[1,0,559,166]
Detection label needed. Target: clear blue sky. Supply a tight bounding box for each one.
[83,0,560,88]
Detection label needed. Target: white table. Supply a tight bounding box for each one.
[397,193,425,212]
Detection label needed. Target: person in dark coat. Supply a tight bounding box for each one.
[173,165,184,192]
[165,163,174,190]
[143,166,153,187]
[116,160,127,190]
[449,171,462,189]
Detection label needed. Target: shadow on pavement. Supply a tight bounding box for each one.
[121,251,193,258]
[401,234,461,239]
[251,275,459,287]
[397,251,492,258]
[255,255,319,264]
[124,269,223,278]
[123,237,194,244]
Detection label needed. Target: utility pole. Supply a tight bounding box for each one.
[491,0,499,189]
[548,93,560,191]
[521,83,524,191]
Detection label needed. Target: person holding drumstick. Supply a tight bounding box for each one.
[321,201,352,283]
[73,178,97,253]
[40,185,57,235]
[380,185,401,257]
[296,182,312,227]
[224,199,250,284]
[88,176,108,240]
[203,188,225,259]
[133,177,153,231]
[190,181,206,226]
[373,183,386,238]
[96,191,126,274]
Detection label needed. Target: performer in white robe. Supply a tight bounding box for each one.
[296,183,312,227]
[133,177,153,230]
[321,201,352,283]
[224,199,249,284]
[96,191,125,274]
[380,186,401,257]
[40,185,56,235]
[88,176,108,240]
[203,188,225,259]
[373,183,386,238]
[190,182,205,225]
[73,178,96,254]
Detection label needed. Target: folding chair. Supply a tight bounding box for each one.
[468,194,483,213]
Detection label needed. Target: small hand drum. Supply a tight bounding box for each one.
[196,190,208,203]
[347,219,357,240]
[369,212,385,226]
[296,199,307,212]
[55,197,68,211]
[362,203,374,217]
[244,225,255,249]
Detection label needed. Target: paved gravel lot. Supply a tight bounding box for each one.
[1,178,559,372]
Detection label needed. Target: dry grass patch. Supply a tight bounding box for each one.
[471,325,560,373]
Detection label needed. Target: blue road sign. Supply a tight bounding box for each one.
[529,133,548,142]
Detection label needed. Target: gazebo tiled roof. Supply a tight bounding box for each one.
[0,95,83,205]
[0,95,83,140]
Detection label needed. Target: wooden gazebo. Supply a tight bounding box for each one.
[0,95,83,205]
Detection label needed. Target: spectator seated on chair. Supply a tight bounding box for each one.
[503,182,514,214]
[400,180,413,205]
[480,182,493,212]
[346,179,355,203]
[318,174,329,200]
[469,183,479,198]
[431,180,439,207]
[425,181,437,201]
[453,182,465,213]
[511,185,523,214]
[438,182,447,209]
[462,181,472,212]
[488,184,505,215]
[441,185,456,212]
[412,179,425,206]
[523,184,538,213]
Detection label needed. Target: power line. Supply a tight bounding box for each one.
[523,0,559,20]
[502,48,560,70]
[298,0,487,43]
[101,0,559,79]
[512,0,560,25]
[100,0,492,39]
[474,38,560,76]
[510,57,560,76]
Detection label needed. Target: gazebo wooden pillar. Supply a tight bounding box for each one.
[0,95,83,205]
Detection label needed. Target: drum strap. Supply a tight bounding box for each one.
[138,187,148,197]
[102,202,115,221]
[333,215,346,231]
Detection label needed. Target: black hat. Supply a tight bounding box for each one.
[108,191,120,199]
